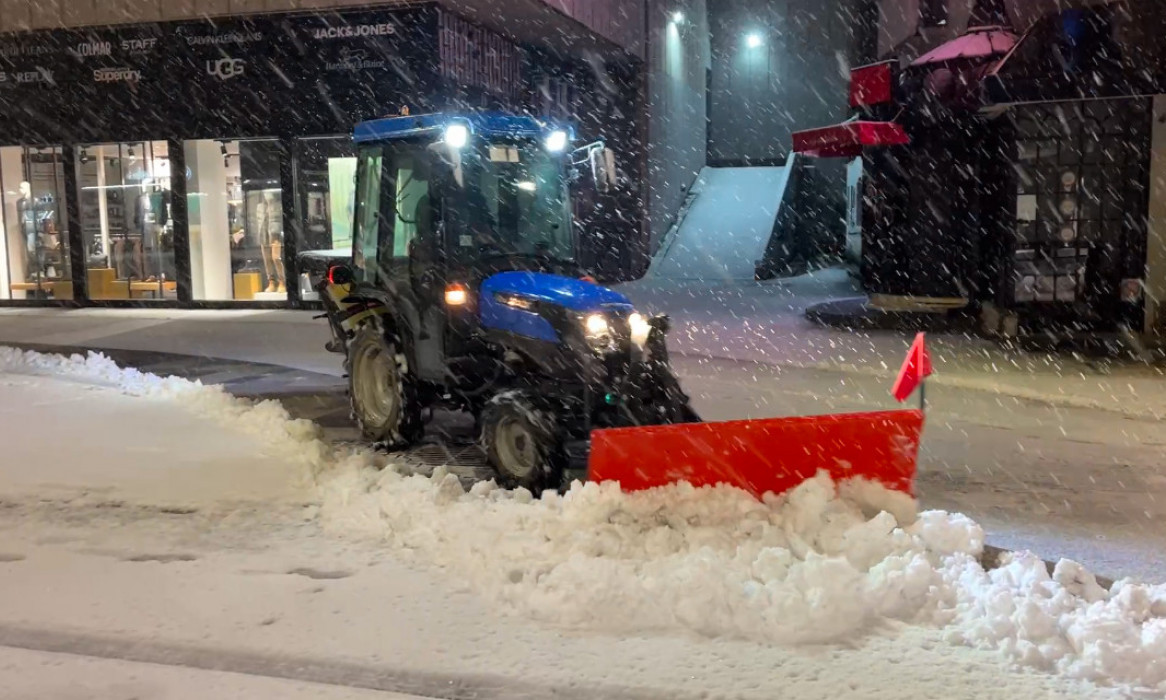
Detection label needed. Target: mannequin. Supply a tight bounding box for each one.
[135,188,172,281]
[257,193,285,293]
[17,181,36,272]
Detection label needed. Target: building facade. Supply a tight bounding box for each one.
[824,0,1166,339]
[0,0,656,308]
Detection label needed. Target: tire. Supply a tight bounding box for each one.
[481,392,563,494]
[346,323,424,447]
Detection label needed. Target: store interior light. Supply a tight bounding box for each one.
[746,32,764,48]
[545,130,569,153]
[443,123,470,149]
[672,11,685,23]
[517,181,537,192]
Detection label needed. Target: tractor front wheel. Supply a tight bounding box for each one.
[481,392,563,494]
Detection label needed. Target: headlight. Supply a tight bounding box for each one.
[545,130,569,153]
[443,123,470,148]
[583,313,609,338]
[629,312,651,348]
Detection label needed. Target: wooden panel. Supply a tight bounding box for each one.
[90,0,162,25]
[228,0,268,14]
[28,0,63,29]
[265,0,309,11]
[0,0,33,32]
[162,0,226,20]
[61,0,97,27]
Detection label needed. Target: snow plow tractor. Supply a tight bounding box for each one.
[317,111,925,499]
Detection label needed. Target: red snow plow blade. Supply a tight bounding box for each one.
[589,410,923,499]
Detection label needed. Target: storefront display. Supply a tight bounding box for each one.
[0,146,71,299]
[77,141,175,300]
[186,138,286,301]
[241,140,286,300]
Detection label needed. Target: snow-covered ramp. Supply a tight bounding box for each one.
[649,165,791,281]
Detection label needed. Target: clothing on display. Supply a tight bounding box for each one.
[255,194,286,293]
[17,192,63,281]
[132,189,174,281]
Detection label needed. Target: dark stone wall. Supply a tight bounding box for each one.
[706,0,871,165]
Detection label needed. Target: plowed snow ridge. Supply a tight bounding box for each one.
[2,346,1165,695]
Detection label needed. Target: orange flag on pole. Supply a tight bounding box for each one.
[892,332,933,403]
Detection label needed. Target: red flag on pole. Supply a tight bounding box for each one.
[892,332,933,403]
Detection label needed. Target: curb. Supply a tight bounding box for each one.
[980,544,1116,590]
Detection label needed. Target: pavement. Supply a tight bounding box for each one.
[622,270,1166,419]
[2,269,1166,581]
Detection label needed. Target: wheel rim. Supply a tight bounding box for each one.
[355,343,397,428]
[494,416,539,479]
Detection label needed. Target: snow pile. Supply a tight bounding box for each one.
[0,347,331,482]
[947,555,1166,689]
[321,465,972,644]
[320,462,1166,692]
[4,345,1166,694]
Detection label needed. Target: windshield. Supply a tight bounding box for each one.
[445,141,574,262]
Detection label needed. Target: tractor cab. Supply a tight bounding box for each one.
[319,111,695,493]
[352,112,608,280]
[321,112,613,358]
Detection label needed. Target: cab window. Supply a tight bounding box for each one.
[352,145,385,285]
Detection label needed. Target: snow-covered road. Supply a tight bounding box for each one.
[0,347,1162,699]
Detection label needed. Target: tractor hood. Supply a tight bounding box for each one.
[482,271,632,312]
[478,272,633,344]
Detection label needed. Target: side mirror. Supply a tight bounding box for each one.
[572,142,617,194]
[327,264,354,285]
[590,147,618,193]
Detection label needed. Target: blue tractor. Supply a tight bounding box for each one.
[318,112,698,493]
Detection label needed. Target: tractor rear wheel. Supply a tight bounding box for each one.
[346,324,423,448]
[481,392,563,494]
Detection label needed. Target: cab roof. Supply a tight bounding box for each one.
[353,112,573,144]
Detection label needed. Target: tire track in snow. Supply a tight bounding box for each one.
[0,625,703,700]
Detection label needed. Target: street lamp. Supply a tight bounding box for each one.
[671,11,685,24]
[746,32,764,49]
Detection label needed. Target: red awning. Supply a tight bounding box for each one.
[910,26,1018,67]
[791,121,910,158]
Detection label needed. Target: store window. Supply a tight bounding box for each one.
[0,146,71,300]
[295,136,358,300]
[185,138,286,301]
[76,141,175,300]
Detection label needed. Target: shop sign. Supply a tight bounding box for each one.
[0,44,52,59]
[325,48,386,72]
[312,23,396,40]
[181,30,264,47]
[94,67,142,83]
[121,38,158,54]
[206,57,246,81]
[69,40,112,58]
[0,67,54,85]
